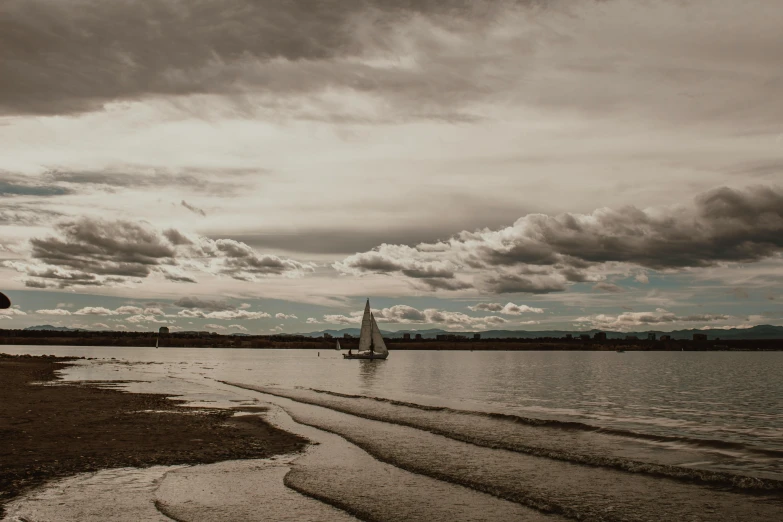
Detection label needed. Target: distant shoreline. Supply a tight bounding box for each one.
[1,333,781,351]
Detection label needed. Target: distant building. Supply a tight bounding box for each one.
[565,334,573,340]
[403,333,411,340]
[323,332,333,339]
[580,334,590,341]
[660,334,671,341]
[436,334,447,341]
[415,333,423,340]
[343,333,353,339]
[647,332,656,341]
[158,326,169,335]
[625,335,638,341]
[693,333,708,341]
[473,333,481,340]
[593,332,607,341]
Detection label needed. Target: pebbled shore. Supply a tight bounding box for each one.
[0,353,307,518]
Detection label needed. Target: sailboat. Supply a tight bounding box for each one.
[155,335,159,349]
[343,299,389,360]
[335,340,341,351]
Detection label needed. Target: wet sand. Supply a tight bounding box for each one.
[0,354,307,518]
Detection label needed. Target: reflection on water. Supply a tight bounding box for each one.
[357,359,384,390]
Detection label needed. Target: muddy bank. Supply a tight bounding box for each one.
[0,353,307,517]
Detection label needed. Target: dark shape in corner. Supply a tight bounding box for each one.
[0,292,10,309]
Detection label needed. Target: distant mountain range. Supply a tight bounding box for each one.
[24,324,89,332]
[19,323,783,340]
[298,324,783,341]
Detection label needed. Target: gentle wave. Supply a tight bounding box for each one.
[310,388,783,460]
[234,384,783,522]
[253,385,783,492]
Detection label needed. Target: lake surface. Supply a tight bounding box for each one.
[4,346,783,521]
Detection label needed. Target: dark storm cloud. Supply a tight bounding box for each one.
[336,186,783,294]
[30,219,176,277]
[0,0,498,116]
[7,218,315,287]
[197,239,315,279]
[162,228,193,246]
[415,277,473,291]
[481,273,567,294]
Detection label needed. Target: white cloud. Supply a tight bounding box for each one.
[228,324,248,332]
[275,313,298,320]
[576,311,730,331]
[177,309,270,320]
[0,307,28,316]
[126,314,169,324]
[468,302,544,315]
[306,317,321,324]
[36,308,72,315]
[204,323,226,330]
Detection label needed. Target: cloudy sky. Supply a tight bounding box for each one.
[1,0,781,334]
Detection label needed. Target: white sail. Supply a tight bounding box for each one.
[357,299,373,352]
[335,340,341,351]
[370,314,388,356]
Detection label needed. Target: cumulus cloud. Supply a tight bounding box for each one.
[576,309,730,331]
[319,305,507,328]
[335,186,783,294]
[323,314,362,325]
[74,306,119,316]
[306,318,321,324]
[4,217,314,288]
[229,324,248,332]
[177,309,270,320]
[468,302,544,315]
[275,313,298,320]
[0,307,27,316]
[36,308,72,316]
[204,324,226,331]
[73,305,164,317]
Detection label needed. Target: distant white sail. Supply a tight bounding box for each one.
[370,314,388,356]
[335,340,341,351]
[357,299,373,352]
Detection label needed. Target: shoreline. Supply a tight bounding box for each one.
[0,353,307,517]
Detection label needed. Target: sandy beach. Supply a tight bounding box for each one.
[0,353,306,518]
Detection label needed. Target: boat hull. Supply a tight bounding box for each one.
[342,353,388,360]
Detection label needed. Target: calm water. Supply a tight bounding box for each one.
[4,346,783,521]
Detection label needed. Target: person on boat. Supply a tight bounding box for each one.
[348,349,352,356]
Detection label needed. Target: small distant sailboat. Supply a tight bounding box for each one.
[343,299,389,360]
[335,340,341,351]
[155,335,159,349]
